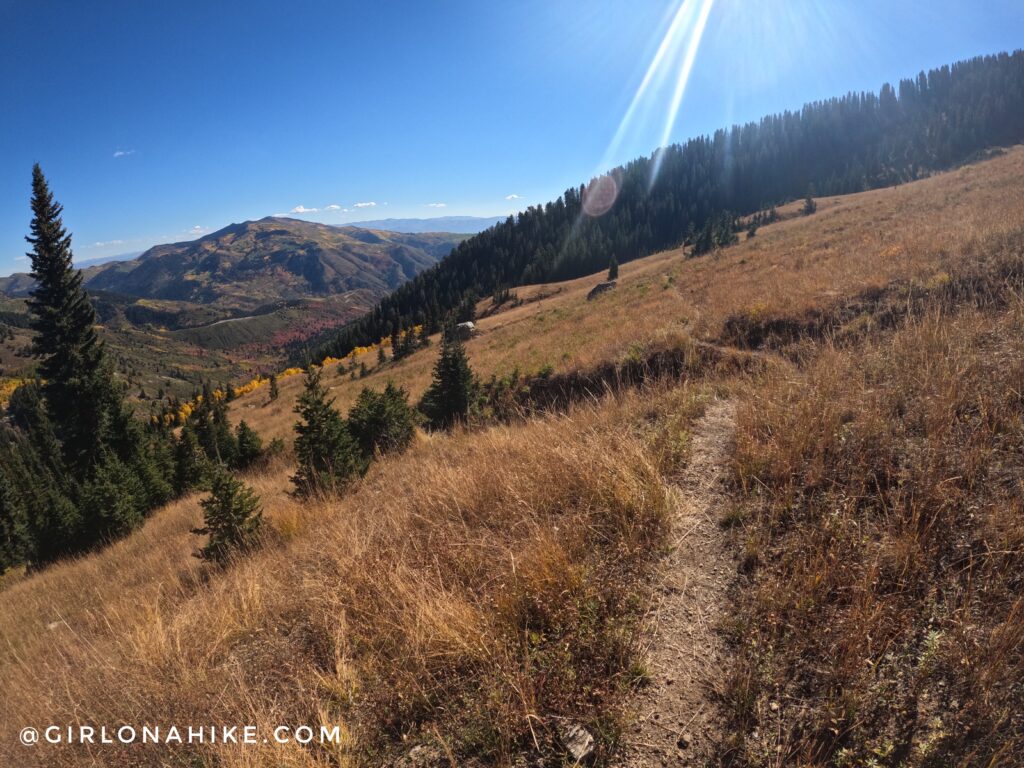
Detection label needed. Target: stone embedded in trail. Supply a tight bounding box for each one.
[559,721,596,764]
[393,744,443,767]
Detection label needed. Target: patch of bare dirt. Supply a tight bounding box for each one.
[618,398,737,767]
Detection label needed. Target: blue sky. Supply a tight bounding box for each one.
[1,1,1021,274]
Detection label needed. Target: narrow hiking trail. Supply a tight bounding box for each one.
[619,398,737,767]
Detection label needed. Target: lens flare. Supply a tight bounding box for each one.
[598,0,716,188]
[582,173,619,217]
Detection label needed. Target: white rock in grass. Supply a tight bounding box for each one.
[558,721,595,764]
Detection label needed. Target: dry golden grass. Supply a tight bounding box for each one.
[235,147,1024,444]
[724,242,1024,765]
[0,387,707,767]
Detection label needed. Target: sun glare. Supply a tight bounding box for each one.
[600,0,716,189]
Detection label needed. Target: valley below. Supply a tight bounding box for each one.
[0,218,464,401]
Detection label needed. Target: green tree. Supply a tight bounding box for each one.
[348,381,416,459]
[235,420,264,469]
[174,422,207,495]
[15,167,171,563]
[79,452,146,542]
[292,366,365,496]
[803,187,817,215]
[268,373,279,402]
[192,469,263,565]
[192,383,238,467]
[377,346,388,366]
[25,165,111,473]
[607,256,619,280]
[0,472,29,573]
[419,334,477,429]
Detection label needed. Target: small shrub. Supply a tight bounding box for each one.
[347,381,416,459]
[191,469,263,565]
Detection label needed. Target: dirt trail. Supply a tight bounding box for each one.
[618,398,737,767]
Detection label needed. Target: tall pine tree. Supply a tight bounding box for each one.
[25,165,111,473]
[10,166,176,563]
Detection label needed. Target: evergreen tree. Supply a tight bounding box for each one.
[377,346,388,366]
[348,381,416,459]
[235,420,264,469]
[607,256,619,280]
[11,167,171,563]
[192,469,263,565]
[25,165,110,473]
[0,473,29,573]
[419,334,477,429]
[268,373,279,402]
[174,422,206,495]
[192,383,238,467]
[79,451,146,542]
[292,366,365,496]
[803,187,818,215]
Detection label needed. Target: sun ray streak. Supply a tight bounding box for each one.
[650,0,715,187]
[602,0,697,168]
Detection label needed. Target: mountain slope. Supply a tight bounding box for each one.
[0,219,464,400]
[83,217,461,311]
[314,51,1024,362]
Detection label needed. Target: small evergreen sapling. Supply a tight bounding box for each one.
[192,469,263,565]
[292,366,365,496]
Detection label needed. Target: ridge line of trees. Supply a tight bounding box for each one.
[309,51,1024,363]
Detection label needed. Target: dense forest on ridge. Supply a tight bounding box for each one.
[313,51,1024,361]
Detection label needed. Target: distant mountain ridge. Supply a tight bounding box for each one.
[0,217,463,311]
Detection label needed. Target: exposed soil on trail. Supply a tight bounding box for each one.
[618,398,737,767]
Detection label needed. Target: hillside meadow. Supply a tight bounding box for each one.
[1,147,1023,766]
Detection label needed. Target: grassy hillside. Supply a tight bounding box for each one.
[2,147,1023,766]
[235,146,1024,442]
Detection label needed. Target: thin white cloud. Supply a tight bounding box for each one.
[353,201,377,208]
[291,205,319,214]
[113,149,136,158]
[426,202,447,208]
[505,193,523,200]
[324,204,342,211]
[92,239,125,248]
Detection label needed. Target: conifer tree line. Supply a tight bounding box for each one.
[0,168,276,573]
[312,51,1024,362]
